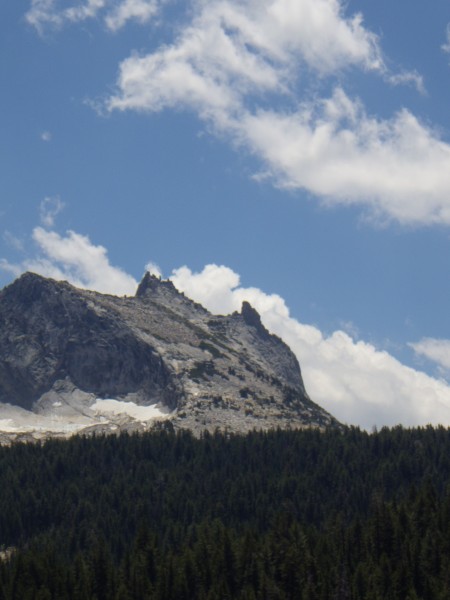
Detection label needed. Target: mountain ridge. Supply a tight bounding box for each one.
[0,271,340,442]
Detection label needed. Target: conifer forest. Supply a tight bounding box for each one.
[1,426,450,599]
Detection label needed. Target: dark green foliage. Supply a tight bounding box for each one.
[1,426,450,597]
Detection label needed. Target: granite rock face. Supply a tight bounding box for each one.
[0,272,339,439]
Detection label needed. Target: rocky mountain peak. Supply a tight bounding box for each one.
[240,301,271,339]
[136,272,178,299]
[1,271,61,305]
[0,273,340,442]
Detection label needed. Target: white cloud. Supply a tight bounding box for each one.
[411,338,450,372]
[1,227,137,296]
[39,196,65,228]
[171,264,241,314]
[172,263,450,429]
[26,0,104,32]
[387,70,426,95]
[237,90,450,225]
[28,0,442,225]
[144,260,162,278]
[108,0,382,115]
[106,0,450,227]
[105,0,160,32]
[0,259,22,277]
[26,0,60,31]
[26,0,162,33]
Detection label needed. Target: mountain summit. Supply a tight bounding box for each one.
[0,272,339,441]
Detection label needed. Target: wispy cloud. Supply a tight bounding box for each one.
[105,0,450,227]
[40,130,52,142]
[26,0,163,33]
[2,231,24,253]
[39,196,65,228]
[410,338,450,372]
[105,0,161,32]
[387,70,426,95]
[26,0,105,33]
[443,24,450,55]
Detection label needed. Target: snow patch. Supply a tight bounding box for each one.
[0,406,91,434]
[0,397,172,440]
[0,419,16,433]
[91,399,170,421]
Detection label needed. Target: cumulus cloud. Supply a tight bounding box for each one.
[171,264,450,429]
[411,338,450,373]
[26,0,162,33]
[105,0,450,226]
[238,90,450,225]
[108,0,382,115]
[27,0,444,224]
[1,227,137,295]
[39,196,65,228]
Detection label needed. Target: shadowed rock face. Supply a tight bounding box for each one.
[0,273,175,410]
[0,272,340,434]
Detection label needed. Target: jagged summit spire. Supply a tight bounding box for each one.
[241,301,261,326]
[135,272,177,298]
[240,301,271,339]
[136,272,158,297]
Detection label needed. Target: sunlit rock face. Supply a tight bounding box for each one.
[0,272,339,442]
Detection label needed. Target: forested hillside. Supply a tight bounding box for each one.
[1,426,450,599]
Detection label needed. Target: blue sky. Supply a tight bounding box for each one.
[1,0,450,428]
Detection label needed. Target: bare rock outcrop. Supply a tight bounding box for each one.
[0,272,340,440]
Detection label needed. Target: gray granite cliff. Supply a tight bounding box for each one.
[0,272,339,440]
